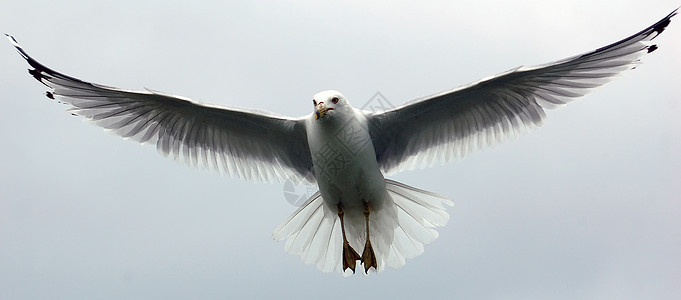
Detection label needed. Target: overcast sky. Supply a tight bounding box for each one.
[1,1,679,299]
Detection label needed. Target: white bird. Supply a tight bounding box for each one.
[6,9,676,275]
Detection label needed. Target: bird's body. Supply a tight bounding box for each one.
[291,90,450,273]
[308,92,387,273]
[6,9,676,275]
[306,91,387,214]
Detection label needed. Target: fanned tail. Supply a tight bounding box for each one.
[368,179,453,270]
[272,191,343,273]
[272,179,453,274]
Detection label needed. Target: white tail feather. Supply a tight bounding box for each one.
[272,179,453,274]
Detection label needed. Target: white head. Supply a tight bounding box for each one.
[312,90,350,120]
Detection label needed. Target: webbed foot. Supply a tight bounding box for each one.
[361,238,377,273]
[342,241,361,273]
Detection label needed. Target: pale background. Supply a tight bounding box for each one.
[1,1,679,299]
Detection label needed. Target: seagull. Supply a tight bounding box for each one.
[6,9,676,275]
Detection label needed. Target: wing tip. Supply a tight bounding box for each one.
[5,34,31,62]
[5,33,21,50]
[5,33,18,45]
[649,8,678,40]
[6,35,53,85]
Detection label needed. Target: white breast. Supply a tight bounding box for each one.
[306,108,388,212]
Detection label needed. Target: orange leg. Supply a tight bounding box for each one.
[361,202,377,273]
[338,203,360,273]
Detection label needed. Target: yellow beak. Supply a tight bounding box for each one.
[315,102,328,120]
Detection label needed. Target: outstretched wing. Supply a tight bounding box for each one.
[7,35,314,183]
[368,9,676,174]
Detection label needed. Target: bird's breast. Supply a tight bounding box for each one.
[307,111,387,211]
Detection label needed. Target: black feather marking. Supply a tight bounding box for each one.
[651,11,675,39]
[28,69,50,87]
[576,9,677,59]
[647,44,659,53]
[45,91,55,99]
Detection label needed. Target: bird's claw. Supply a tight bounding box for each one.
[361,239,377,274]
[342,241,361,273]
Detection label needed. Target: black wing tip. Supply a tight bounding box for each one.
[6,36,48,93]
[5,34,29,59]
[5,33,18,44]
[650,8,678,40]
[581,8,678,59]
[6,34,89,89]
[6,34,47,77]
[641,8,678,55]
[5,33,16,42]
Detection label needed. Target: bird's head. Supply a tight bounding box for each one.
[312,90,348,120]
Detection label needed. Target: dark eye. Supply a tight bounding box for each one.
[331,97,339,104]
[313,99,317,106]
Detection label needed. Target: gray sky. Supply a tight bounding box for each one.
[1,1,679,299]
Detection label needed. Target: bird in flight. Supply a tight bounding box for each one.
[7,9,676,275]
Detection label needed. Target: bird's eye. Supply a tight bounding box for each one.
[313,99,317,106]
[331,97,339,104]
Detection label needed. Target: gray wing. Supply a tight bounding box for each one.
[8,35,314,183]
[369,9,676,175]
